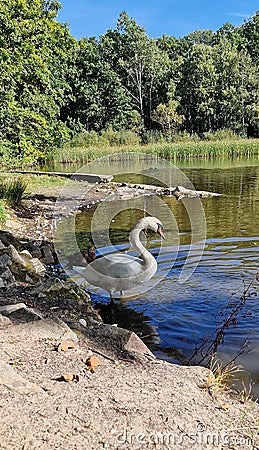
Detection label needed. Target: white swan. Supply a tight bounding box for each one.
[75,216,165,300]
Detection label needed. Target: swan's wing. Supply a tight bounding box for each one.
[87,253,144,278]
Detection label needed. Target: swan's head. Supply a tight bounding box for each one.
[134,216,165,239]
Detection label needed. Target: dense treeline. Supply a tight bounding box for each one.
[0,0,258,165]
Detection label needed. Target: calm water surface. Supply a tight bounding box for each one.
[53,156,259,397]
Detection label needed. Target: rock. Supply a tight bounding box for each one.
[0,231,21,249]
[0,303,28,313]
[79,318,87,327]
[20,249,33,259]
[5,219,21,230]
[27,258,46,277]
[0,253,11,268]
[0,360,43,395]
[32,277,91,303]
[0,278,4,288]
[40,244,55,263]
[87,322,154,358]
[0,313,12,326]
[25,273,34,284]
[0,303,42,324]
[9,244,46,279]
[124,332,155,357]
[30,246,42,259]
[12,318,78,341]
[0,268,16,285]
[9,307,42,324]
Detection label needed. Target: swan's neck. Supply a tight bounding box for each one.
[129,228,155,267]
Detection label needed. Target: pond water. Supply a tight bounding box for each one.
[52,155,259,398]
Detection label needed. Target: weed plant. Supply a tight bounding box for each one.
[0,177,28,204]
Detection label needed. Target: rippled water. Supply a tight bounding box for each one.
[53,156,259,397]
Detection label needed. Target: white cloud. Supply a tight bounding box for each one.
[230,12,252,19]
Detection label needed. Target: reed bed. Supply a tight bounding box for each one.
[50,138,259,165]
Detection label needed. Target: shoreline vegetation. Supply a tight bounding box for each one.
[50,137,259,166]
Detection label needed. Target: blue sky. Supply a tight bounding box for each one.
[57,0,258,40]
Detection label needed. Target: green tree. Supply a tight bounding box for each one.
[102,11,171,131]
[152,100,184,136]
[0,0,77,165]
[67,37,136,132]
[241,11,259,64]
[213,38,259,135]
[177,44,217,134]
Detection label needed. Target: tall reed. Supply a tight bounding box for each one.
[50,138,259,165]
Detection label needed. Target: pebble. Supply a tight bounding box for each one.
[79,318,87,327]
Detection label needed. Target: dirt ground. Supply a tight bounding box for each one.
[0,181,259,450]
[0,313,258,450]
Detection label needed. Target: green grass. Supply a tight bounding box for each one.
[0,172,79,195]
[50,138,259,165]
[0,177,28,204]
[0,200,7,224]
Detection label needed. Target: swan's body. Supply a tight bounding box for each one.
[76,217,165,299]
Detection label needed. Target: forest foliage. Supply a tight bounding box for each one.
[0,1,258,165]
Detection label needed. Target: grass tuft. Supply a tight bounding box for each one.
[0,177,28,204]
[204,356,242,395]
[0,200,7,224]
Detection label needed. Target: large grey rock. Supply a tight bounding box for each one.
[0,303,42,324]
[11,318,78,341]
[87,321,154,358]
[0,361,43,395]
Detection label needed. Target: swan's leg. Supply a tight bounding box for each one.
[109,293,115,305]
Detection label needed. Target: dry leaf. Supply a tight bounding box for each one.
[219,403,229,411]
[57,341,76,352]
[62,374,74,382]
[84,355,102,373]
[56,374,79,382]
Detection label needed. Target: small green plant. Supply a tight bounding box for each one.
[0,200,7,225]
[0,177,28,204]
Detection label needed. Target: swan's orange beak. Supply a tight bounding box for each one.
[157,226,165,239]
